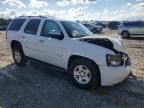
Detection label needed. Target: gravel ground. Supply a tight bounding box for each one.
[0,30,144,108]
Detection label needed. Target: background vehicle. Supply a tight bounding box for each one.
[108,21,120,30]
[0,18,11,30]
[93,22,107,28]
[0,25,7,30]
[7,16,131,89]
[118,21,144,38]
[82,23,103,33]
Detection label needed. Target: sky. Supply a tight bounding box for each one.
[0,0,144,21]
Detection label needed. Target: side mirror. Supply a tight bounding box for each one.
[48,30,63,40]
[72,30,80,37]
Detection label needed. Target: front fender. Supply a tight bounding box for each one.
[64,40,115,69]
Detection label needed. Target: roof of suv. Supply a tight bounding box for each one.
[15,16,72,22]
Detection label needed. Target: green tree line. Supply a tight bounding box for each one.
[0,18,11,26]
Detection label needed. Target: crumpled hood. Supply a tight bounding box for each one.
[78,35,125,53]
[107,37,125,52]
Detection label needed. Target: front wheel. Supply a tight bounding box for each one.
[121,31,130,38]
[12,46,26,66]
[69,58,100,89]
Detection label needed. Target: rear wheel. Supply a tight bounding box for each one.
[121,31,130,38]
[92,28,97,34]
[12,45,26,66]
[69,58,100,89]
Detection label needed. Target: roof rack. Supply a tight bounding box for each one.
[18,15,56,19]
[18,15,47,18]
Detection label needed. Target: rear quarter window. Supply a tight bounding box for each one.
[8,19,26,31]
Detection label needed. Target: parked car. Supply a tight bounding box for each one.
[108,21,120,30]
[0,25,7,30]
[118,21,144,38]
[93,22,107,28]
[83,23,102,33]
[7,16,131,89]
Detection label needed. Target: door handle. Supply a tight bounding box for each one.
[22,35,26,39]
[39,40,45,43]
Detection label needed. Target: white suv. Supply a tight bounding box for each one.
[7,16,131,89]
[118,21,144,38]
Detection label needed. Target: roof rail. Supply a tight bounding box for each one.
[18,15,46,18]
[18,15,56,19]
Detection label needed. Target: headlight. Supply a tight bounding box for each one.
[106,54,123,66]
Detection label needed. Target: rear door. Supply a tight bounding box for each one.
[21,19,41,59]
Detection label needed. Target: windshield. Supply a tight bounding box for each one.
[61,21,93,38]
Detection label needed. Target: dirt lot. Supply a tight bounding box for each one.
[0,30,144,108]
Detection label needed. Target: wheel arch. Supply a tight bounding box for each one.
[11,40,22,50]
[121,30,129,35]
[68,55,101,86]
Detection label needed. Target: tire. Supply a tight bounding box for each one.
[121,31,130,38]
[12,45,26,66]
[69,58,100,89]
[92,28,97,34]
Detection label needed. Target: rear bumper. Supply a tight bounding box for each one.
[99,65,131,86]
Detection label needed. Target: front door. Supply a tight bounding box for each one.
[36,20,66,68]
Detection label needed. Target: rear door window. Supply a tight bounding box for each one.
[8,19,26,31]
[24,19,41,35]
